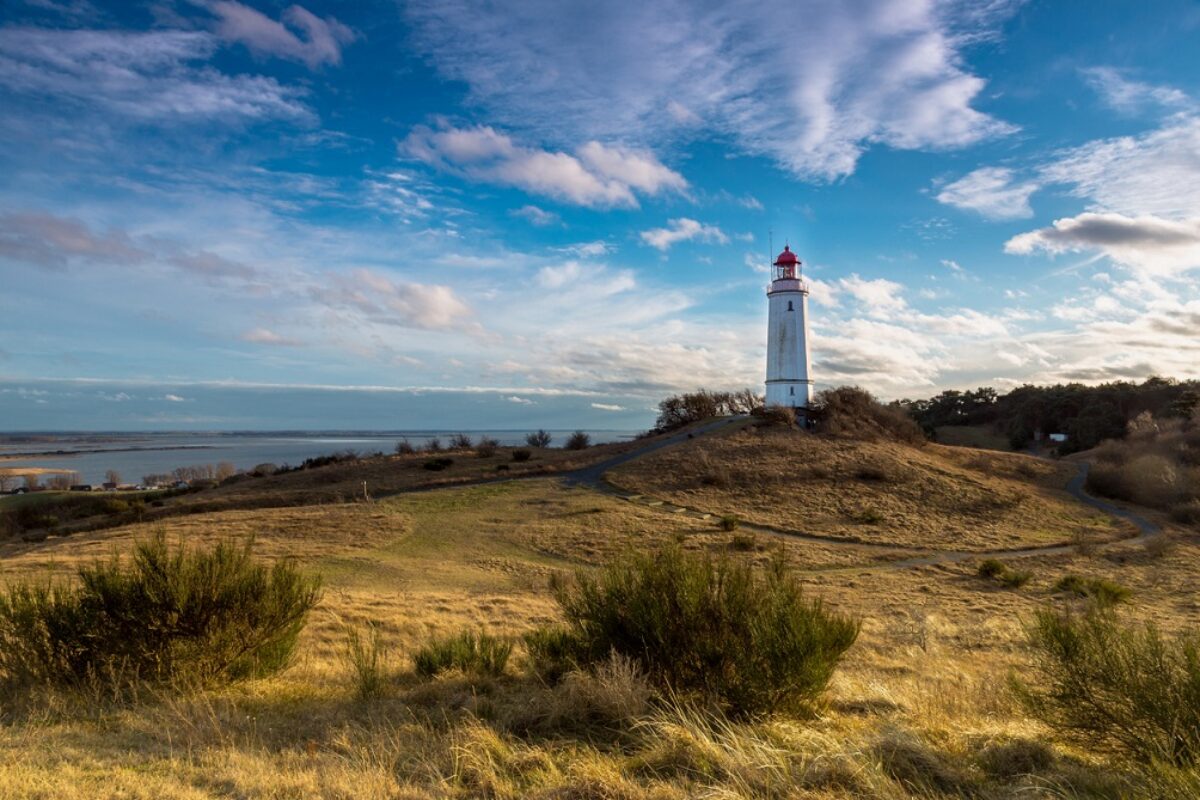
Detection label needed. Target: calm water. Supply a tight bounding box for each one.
[0,430,640,485]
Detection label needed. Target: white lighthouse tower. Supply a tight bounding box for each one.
[765,244,812,410]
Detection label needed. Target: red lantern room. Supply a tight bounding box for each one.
[773,244,800,280]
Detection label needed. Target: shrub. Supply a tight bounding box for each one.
[447,433,472,451]
[977,559,1007,579]
[344,622,389,701]
[0,533,321,688]
[495,464,510,472]
[423,457,454,471]
[814,386,925,445]
[999,569,1033,589]
[654,389,761,432]
[524,625,579,683]
[1171,500,1200,525]
[729,533,757,551]
[757,404,796,428]
[413,629,512,679]
[537,546,859,716]
[424,437,442,453]
[511,449,532,462]
[855,463,890,482]
[395,439,415,455]
[475,437,499,458]
[719,514,739,532]
[1016,606,1200,763]
[526,430,553,448]
[1053,574,1131,605]
[565,430,591,450]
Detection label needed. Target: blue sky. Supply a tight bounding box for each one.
[1,0,1199,431]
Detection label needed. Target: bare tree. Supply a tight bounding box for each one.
[105,469,122,486]
[215,461,237,481]
[0,474,13,493]
[526,429,553,448]
[24,474,41,491]
[48,472,78,490]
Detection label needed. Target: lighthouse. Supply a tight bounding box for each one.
[765,244,812,410]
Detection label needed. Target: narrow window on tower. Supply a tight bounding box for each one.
[790,386,794,396]
[787,301,793,311]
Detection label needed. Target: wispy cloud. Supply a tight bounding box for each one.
[1080,67,1190,116]
[0,28,310,121]
[404,0,1017,179]
[1006,213,1200,277]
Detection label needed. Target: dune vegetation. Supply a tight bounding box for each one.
[0,401,1198,798]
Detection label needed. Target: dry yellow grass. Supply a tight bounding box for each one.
[608,426,1118,551]
[0,432,1196,798]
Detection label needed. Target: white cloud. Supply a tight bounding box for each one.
[590,402,625,411]
[402,124,686,208]
[511,205,560,227]
[1080,67,1190,116]
[935,167,1038,220]
[404,0,1016,180]
[0,28,310,121]
[640,218,729,251]
[163,393,187,402]
[240,327,302,346]
[555,240,612,258]
[836,274,908,316]
[505,395,534,404]
[206,2,355,69]
[312,269,476,331]
[1005,212,1200,277]
[1039,116,1200,219]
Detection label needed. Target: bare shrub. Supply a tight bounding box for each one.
[526,430,553,448]
[449,433,474,451]
[814,386,925,445]
[395,439,415,455]
[757,404,795,427]
[565,430,591,450]
[424,437,442,453]
[475,437,499,458]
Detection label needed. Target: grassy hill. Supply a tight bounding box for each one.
[609,425,1118,551]
[0,423,1197,798]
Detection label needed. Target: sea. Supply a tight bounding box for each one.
[0,430,641,486]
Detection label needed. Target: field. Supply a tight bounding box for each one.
[0,422,1196,798]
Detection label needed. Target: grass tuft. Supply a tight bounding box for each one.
[414,629,513,679]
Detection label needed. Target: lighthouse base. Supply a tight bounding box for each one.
[765,380,812,409]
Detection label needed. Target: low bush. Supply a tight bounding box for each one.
[475,437,499,458]
[757,404,796,428]
[0,533,321,689]
[814,386,925,445]
[1053,574,1131,605]
[977,559,1031,589]
[414,629,512,679]
[524,625,579,683]
[565,430,591,450]
[718,515,739,532]
[423,457,454,471]
[395,439,415,455]
[511,449,532,462]
[344,622,389,701]
[526,430,553,448]
[1016,606,1200,764]
[977,559,1007,579]
[729,533,757,551]
[424,438,442,453]
[534,546,859,716]
[854,463,890,482]
[1171,500,1200,525]
[449,433,474,451]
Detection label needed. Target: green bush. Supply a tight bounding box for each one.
[1016,606,1200,764]
[344,622,389,701]
[718,515,739,532]
[1054,574,1131,605]
[0,533,321,689]
[977,559,1031,589]
[413,629,512,678]
[523,625,578,682]
[999,569,1032,589]
[729,533,757,551]
[536,546,859,716]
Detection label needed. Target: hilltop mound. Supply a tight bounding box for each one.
[607,426,1116,551]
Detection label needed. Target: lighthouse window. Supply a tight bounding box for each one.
[789,386,794,396]
[787,301,793,311]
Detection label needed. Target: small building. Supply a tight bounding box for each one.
[1048,433,1068,443]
